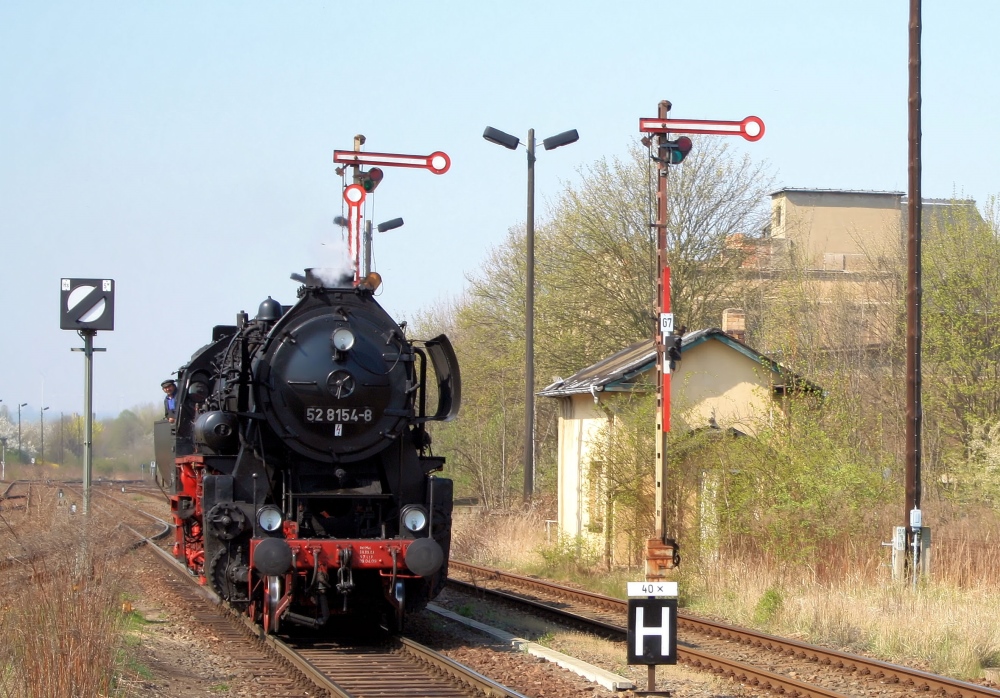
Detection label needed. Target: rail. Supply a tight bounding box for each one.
[449,560,1000,698]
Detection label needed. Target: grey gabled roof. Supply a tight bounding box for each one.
[538,338,657,398]
[537,328,821,398]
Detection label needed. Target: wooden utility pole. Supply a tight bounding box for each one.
[904,0,925,580]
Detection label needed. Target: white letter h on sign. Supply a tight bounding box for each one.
[635,606,671,655]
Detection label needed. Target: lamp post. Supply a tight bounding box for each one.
[40,406,50,465]
[17,403,27,464]
[482,125,579,503]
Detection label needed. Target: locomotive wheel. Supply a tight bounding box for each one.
[208,547,249,608]
[263,575,282,635]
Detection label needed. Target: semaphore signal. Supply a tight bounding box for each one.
[639,115,765,141]
[333,140,450,282]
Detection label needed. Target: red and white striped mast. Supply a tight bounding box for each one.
[639,102,765,581]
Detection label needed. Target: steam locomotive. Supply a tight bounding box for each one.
[153,269,460,633]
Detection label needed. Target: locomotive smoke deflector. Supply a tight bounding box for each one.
[416,334,462,422]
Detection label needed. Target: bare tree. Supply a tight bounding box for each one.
[537,138,774,377]
[438,139,773,508]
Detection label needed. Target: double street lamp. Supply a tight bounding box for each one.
[17,403,27,464]
[482,125,579,502]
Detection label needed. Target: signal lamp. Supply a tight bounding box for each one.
[332,327,356,352]
[359,167,384,192]
[663,136,693,165]
[663,333,683,371]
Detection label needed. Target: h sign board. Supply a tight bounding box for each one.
[60,278,115,331]
[627,598,678,665]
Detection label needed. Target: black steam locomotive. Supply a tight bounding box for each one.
[154,269,460,633]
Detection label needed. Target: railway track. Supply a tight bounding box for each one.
[29,482,1000,696]
[88,485,530,698]
[0,479,29,512]
[448,560,1000,698]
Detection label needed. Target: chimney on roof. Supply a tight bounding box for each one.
[722,308,746,342]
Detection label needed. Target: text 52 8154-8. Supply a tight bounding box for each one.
[305,407,373,423]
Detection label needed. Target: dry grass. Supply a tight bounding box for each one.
[453,506,1000,681]
[0,487,141,697]
[683,552,1000,679]
[451,508,550,569]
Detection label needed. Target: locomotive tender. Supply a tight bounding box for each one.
[154,268,460,633]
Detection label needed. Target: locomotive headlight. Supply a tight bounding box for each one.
[332,327,355,352]
[401,505,428,532]
[257,506,283,533]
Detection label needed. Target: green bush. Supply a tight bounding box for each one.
[753,586,784,626]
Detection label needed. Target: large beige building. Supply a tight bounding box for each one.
[763,188,979,272]
[722,189,980,345]
[769,188,904,271]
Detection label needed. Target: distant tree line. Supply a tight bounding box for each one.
[0,404,157,479]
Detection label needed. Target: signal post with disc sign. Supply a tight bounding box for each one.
[61,278,115,513]
[640,102,765,581]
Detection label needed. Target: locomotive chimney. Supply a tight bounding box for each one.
[292,268,354,289]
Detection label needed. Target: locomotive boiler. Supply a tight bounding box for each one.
[153,269,460,633]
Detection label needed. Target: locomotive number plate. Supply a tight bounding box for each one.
[305,407,373,423]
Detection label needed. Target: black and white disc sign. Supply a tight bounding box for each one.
[60,278,115,331]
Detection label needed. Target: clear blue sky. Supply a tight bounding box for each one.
[2,1,997,417]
